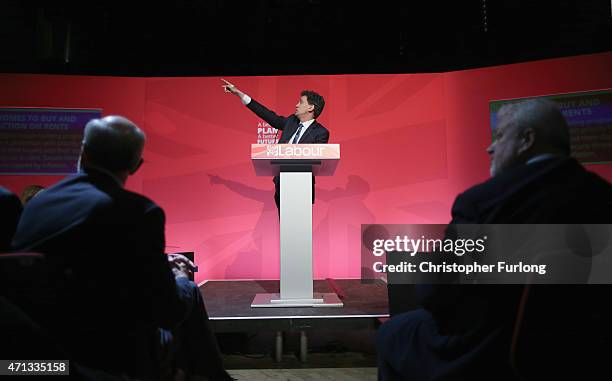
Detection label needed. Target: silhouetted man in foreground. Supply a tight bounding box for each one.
[12,116,232,380]
[377,99,612,380]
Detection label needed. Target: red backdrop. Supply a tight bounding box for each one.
[2,52,612,283]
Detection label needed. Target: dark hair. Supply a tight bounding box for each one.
[301,90,325,118]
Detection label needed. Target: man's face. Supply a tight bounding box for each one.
[487,116,524,177]
[295,95,314,118]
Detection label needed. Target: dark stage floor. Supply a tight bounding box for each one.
[199,279,389,363]
[200,279,389,329]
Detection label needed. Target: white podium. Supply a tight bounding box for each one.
[250,144,342,307]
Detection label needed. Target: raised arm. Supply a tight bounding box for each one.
[221,78,247,99]
[221,78,287,130]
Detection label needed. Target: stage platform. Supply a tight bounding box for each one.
[199,279,389,362]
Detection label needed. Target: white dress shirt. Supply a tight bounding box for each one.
[287,119,315,143]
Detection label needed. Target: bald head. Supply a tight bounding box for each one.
[488,99,570,176]
[81,115,145,173]
[498,98,570,155]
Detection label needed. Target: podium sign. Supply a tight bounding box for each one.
[250,144,340,176]
[250,144,343,307]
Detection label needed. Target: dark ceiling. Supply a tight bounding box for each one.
[1,0,611,76]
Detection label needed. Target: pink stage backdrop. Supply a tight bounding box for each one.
[2,53,612,282]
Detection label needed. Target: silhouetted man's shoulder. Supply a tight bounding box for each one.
[452,157,612,224]
[13,169,164,252]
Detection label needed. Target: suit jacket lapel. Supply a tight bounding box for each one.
[280,118,320,143]
[297,122,317,143]
[280,119,298,143]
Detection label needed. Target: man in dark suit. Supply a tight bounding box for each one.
[0,187,22,252]
[222,79,330,211]
[12,116,231,380]
[377,99,612,380]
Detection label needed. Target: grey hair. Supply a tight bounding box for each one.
[82,115,146,172]
[497,98,570,155]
